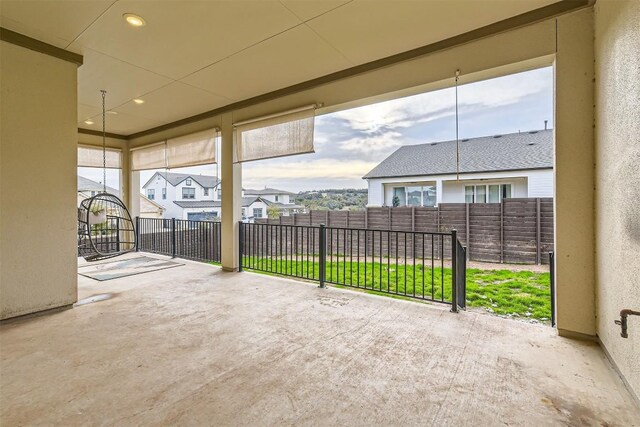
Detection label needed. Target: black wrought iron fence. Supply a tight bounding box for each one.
[136,217,221,263]
[239,222,466,309]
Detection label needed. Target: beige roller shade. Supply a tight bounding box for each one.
[166,129,217,168]
[131,142,166,171]
[235,106,315,163]
[78,145,122,168]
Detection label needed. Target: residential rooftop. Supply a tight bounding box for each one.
[144,172,220,188]
[363,129,553,179]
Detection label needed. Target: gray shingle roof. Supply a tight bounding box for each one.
[363,129,553,179]
[77,176,119,195]
[244,187,296,196]
[174,197,265,208]
[145,172,220,188]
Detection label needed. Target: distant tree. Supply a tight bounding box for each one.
[392,196,400,207]
[267,205,280,219]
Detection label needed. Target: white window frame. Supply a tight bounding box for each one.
[182,187,195,199]
[390,185,437,207]
[464,183,512,203]
[147,189,155,200]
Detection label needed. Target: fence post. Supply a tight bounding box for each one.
[451,229,458,313]
[171,218,176,259]
[238,221,244,272]
[319,223,326,288]
[465,202,470,260]
[135,216,140,251]
[549,252,556,326]
[536,198,541,264]
[500,201,504,263]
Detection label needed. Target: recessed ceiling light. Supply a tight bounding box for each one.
[123,13,145,27]
[133,98,145,104]
[84,119,94,125]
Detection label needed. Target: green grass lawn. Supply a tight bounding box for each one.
[240,256,551,321]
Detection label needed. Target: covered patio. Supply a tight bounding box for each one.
[1,254,638,425]
[1,0,639,423]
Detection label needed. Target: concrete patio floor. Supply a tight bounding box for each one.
[1,254,638,426]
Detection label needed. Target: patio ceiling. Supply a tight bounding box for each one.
[0,0,561,136]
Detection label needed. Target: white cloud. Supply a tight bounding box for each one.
[243,158,377,182]
[339,131,404,153]
[330,68,551,137]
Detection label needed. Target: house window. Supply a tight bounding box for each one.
[217,189,222,199]
[147,189,155,200]
[162,188,166,200]
[393,187,407,206]
[204,188,209,196]
[476,185,487,203]
[406,186,422,206]
[422,186,436,207]
[392,186,436,207]
[186,179,192,186]
[466,184,512,203]
[182,188,195,199]
[253,208,263,218]
[275,195,279,202]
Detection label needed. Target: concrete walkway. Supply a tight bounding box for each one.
[1,254,638,426]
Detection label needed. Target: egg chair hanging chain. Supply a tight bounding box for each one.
[101,89,107,193]
[455,69,460,181]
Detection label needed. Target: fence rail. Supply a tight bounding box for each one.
[136,217,221,263]
[257,198,554,265]
[240,221,466,308]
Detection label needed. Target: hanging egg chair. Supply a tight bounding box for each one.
[78,90,137,261]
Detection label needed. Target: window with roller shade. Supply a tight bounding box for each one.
[235,106,316,163]
[131,129,218,171]
[77,145,121,194]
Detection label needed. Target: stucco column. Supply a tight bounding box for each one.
[220,112,242,271]
[554,9,595,337]
[128,171,141,219]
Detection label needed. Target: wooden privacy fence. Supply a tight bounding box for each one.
[256,198,554,265]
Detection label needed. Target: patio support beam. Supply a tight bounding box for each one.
[553,9,596,337]
[220,112,241,271]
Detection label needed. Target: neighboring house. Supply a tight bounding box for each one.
[143,172,303,220]
[364,129,553,207]
[78,176,164,218]
[243,188,303,217]
[143,172,220,220]
[175,197,271,221]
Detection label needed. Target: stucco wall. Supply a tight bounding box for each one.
[0,42,78,319]
[554,8,596,337]
[594,0,640,400]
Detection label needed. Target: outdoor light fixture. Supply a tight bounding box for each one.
[123,13,145,27]
[84,119,94,125]
[133,98,145,104]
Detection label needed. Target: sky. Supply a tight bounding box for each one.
[80,67,553,192]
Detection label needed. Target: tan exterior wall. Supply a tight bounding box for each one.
[594,0,640,399]
[0,41,78,319]
[554,9,596,336]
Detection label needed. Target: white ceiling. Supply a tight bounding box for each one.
[0,0,558,135]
